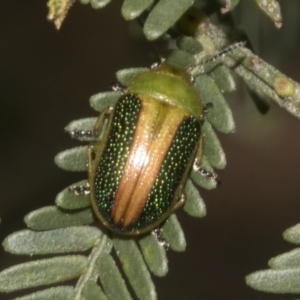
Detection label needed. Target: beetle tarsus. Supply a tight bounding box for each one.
[150,56,166,69]
[189,74,195,84]
[199,167,220,184]
[68,183,90,195]
[110,82,126,93]
[152,228,170,251]
[150,62,160,69]
[69,128,95,138]
[203,102,214,114]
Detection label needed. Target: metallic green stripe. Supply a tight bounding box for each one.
[94,94,141,229]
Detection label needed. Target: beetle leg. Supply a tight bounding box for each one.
[110,82,126,93]
[68,183,90,195]
[152,228,170,251]
[68,143,102,196]
[69,109,112,196]
[193,134,204,172]
[203,102,214,113]
[151,195,185,248]
[68,107,112,138]
[201,102,214,119]
[172,194,186,211]
[87,143,101,172]
[193,136,220,184]
[93,106,112,136]
[198,168,220,184]
[194,157,220,183]
[193,158,220,184]
[69,129,94,139]
[189,74,195,84]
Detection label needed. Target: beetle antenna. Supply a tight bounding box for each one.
[189,41,246,73]
[202,41,246,66]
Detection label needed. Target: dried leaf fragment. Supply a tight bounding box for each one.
[47,0,75,29]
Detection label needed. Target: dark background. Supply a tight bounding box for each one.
[1,1,300,299]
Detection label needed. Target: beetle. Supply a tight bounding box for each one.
[88,63,204,235]
[68,43,244,235]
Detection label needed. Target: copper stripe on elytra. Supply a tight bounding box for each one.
[133,115,200,230]
[111,98,185,227]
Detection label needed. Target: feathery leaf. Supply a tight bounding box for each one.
[139,233,168,277]
[283,223,300,244]
[14,286,75,300]
[121,0,154,21]
[143,0,194,40]
[194,74,236,133]
[90,91,122,112]
[55,146,88,172]
[56,180,91,210]
[97,252,133,300]
[161,214,186,252]
[202,121,226,169]
[183,179,206,218]
[24,206,95,230]
[82,280,108,300]
[0,256,87,292]
[3,226,101,255]
[113,237,157,300]
[246,269,300,294]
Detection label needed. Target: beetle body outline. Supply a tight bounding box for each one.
[88,63,204,235]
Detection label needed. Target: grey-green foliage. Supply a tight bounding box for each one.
[3,227,102,255]
[194,75,236,133]
[3,34,300,300]
[0,256,87,292]
[139,234,168,277]
[78,0,282,40]
[81,0,194,40]
[4,1,300,299]
[113,238,156,300]
[186,9,300,120]
[246,222,300,294]
[14,286,75,300]
[76,0,300,119]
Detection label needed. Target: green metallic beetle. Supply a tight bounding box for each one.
[70,62,207,236]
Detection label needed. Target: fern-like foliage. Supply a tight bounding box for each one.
[48,0,283,38]
[1,1,300,299]
[246,223,300,294]
[0,31,229,300]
